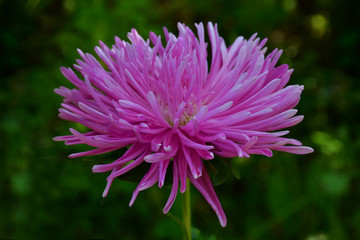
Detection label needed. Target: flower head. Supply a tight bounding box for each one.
[54,22,313,227]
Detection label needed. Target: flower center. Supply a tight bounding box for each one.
[163,101,200,127]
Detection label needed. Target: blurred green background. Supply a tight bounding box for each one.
[1,0,359,239]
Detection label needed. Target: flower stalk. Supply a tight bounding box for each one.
[182,179,191,240]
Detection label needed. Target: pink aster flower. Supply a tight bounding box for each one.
[54,22,313,227]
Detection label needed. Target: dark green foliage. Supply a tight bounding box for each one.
[1,0,359,239]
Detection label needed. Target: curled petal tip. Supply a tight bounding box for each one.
[68,153,77,158]
[277,146,314,155]
[129,190,139,207]
[101,179,113,198]
[102,187,109,198]
[92,165,102,173]
[302,146,315,154]
[220,219,227,227]
[59,66,67,72]
[52,136,62,141]
[180,186,186,193]
[164,145,172,152]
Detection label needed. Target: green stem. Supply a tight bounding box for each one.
[182,179,191,240]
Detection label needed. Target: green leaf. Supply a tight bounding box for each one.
[230,159,241,180]
[212,172,226,186]
[206,157,227,186]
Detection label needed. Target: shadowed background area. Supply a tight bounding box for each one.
[1,0,359,239]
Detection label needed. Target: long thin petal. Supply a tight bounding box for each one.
[188,169,227,227]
